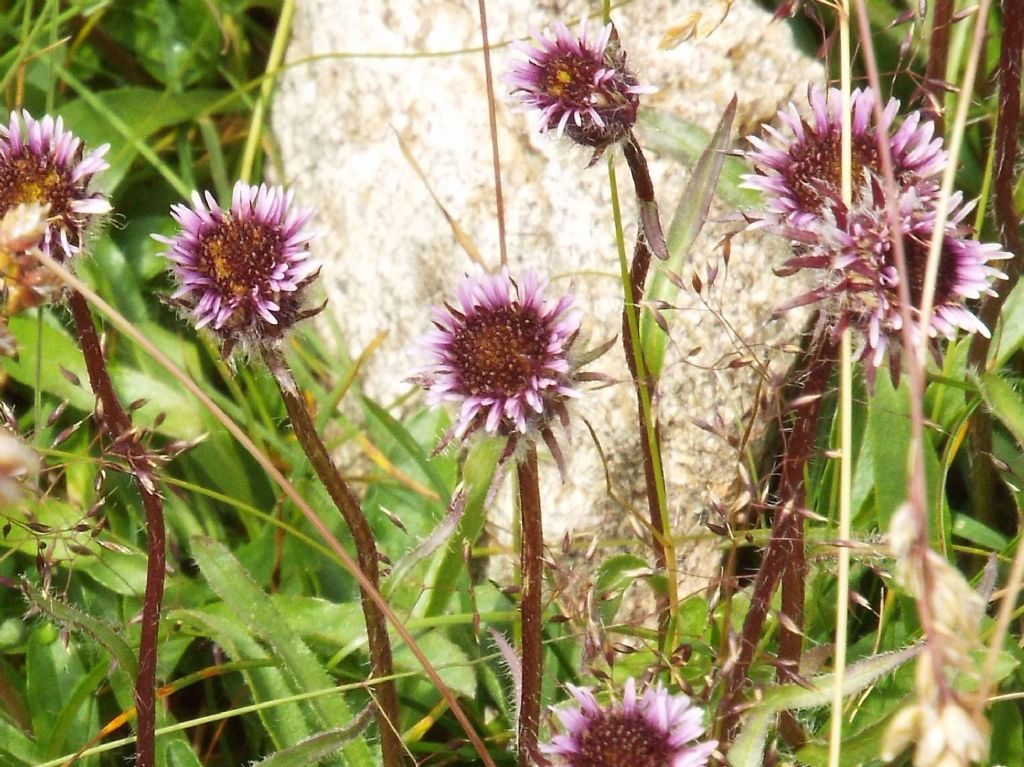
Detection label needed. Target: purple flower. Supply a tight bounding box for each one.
[156,181,321,353]
[415,268,582,459]
[506,17,654,150]
[782,179,1009,379]
[743,87,946,230]
[543,678,717,767]
[0,110,110,260]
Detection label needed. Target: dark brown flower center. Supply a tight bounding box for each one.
[197,218,283,299]
[0,153,77,244]
[783,127,879,215]
[567,711,674,767]
[450,305,548,397]
[541,54,603,105]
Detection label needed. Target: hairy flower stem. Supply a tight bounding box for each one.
[517,442,544,767]
[621,236,673,644]
[616,136,676,648]
[717,333,837,743]
[921,0,954,131]
[67,290,165,767]
[623,133,668,260]
[263,349,404,767]
[968,0,1023,525]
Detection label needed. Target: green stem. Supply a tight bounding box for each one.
[607,152,677,649]
[239,0,296,183]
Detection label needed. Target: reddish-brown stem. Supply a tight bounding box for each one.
[517,442,544,767]
[263,348,404,767]
[623,133,668,260]
[620,236,671,644]
[68,290,165,767]
[476,0,507,268]
[717,333,837,743]
[920,0,955,131]
[967,0,1023,526]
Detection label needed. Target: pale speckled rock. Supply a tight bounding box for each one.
[272,1,824,597]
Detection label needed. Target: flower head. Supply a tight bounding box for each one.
[156,181,321,353]
[543,678,717,767]
[415,268,582,459]
[0,111,110,261]
[786,180,1009,379]
[507,17,654,151]
[743,87,946,230]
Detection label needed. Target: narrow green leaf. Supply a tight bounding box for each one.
[252,715,374,767]
[867,376,942,533]
[951,512,1009,550]
[729,644,922,767]
[974,370,1024,447]
[169,608,310,752]
[361,397,451,505]
[641,97,737,377]
[21,581,138,681]
[991,277,1024,368]
[0,712,41,765]
[26,627,96,759]
[638,108,761,209]
[422,436,501,617]
[990,699,1024,766]
[191,537,375,767]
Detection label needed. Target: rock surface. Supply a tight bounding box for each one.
[272,1,824,597]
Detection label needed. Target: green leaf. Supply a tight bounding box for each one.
[641,97,737,378]
[361,397,452,505]
[271,596,363,651]
[0,716,40,765]
[191,537,375,767]
[867,376,942,532]
[394,631,474,700]
[252,718,374,767]
[990,276,1024,368]
[26,628,98,759]
[2,313,92,413]
[21,581,138,681]
[795,710,893,767]
[170,607,311,752]
[990,699,1024,766]
[163,738,205,767]
[974,370,1024,447]
[728,644,922,767]
[59,86,239,192]
[638,108,762,209]
[594,553,650,625]
[422,436,502,617]
[951,512,1009,550]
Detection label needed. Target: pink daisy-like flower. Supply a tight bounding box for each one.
[783,179,1009,379]
[0,110,110,260]
[743,87,946,230]
[506,16,655,150]
[155,181,321,353]
[543,678,717,767]
[415,268,582,457]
